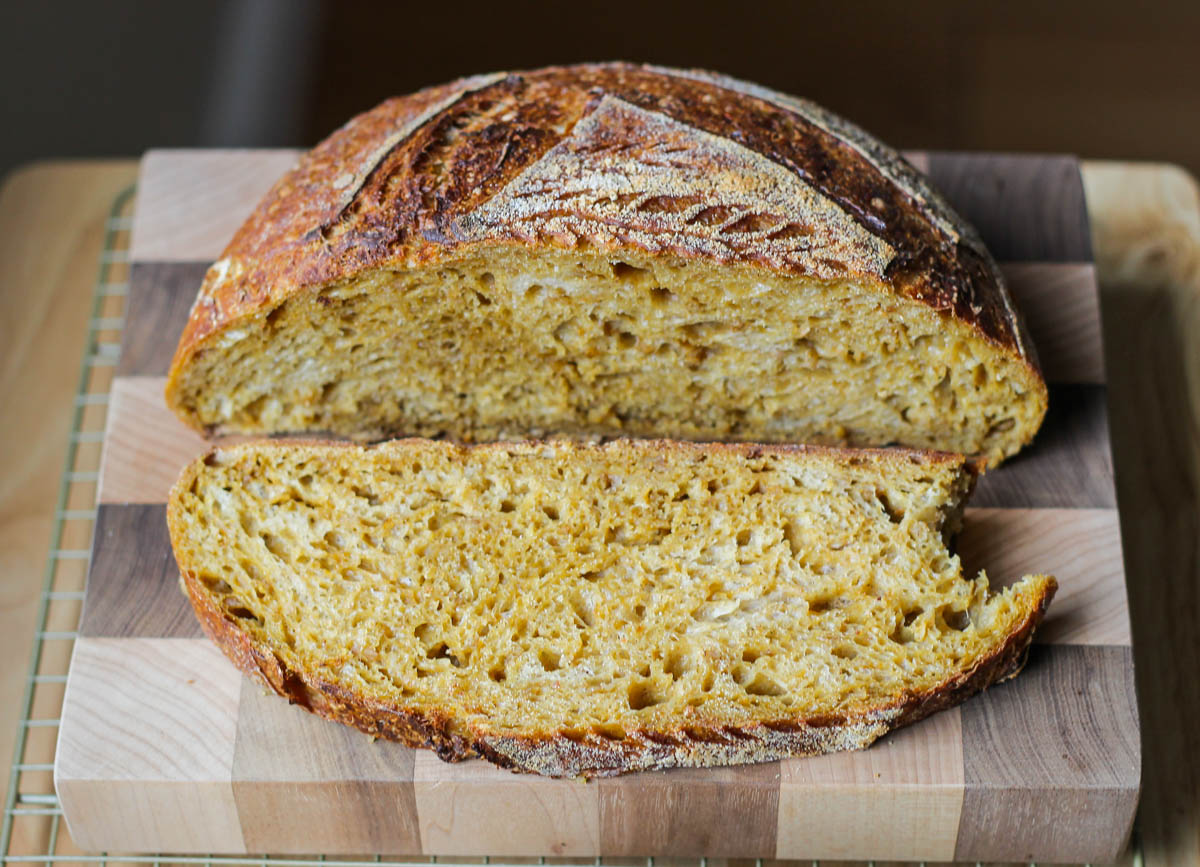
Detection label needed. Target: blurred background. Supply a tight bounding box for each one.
[2,0,1198,180]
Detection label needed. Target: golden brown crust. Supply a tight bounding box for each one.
[169,438,1050,779]
[166,62,1045,420]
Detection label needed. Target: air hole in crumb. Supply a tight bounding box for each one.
[224,598,257,621]
[611,261,649,279]
[323,530,347,550]
[649,286,674,305]
[665,647,691,679]
[595,723,626,740]
[617,331,637,348]
[480,272,495,288]
[538,648,562,671]
[473,290,492,306]
[742,648,761,663]
[627,680,668,710]
[488,665,506,683]
[890,625,913,645]
[783,521,804,557]
[736,529,752,547]
[943,608,971,631]
[542,505,560,520]
[744,673,787,697]
[499,499,516,513]
[875,489,905,523]
[201,575,232,594]
[633,603,646,620]
[808,597,832,613]
[832,645,858,660]
[351,485,382,506]
[904,608,923,626]
[260,534,287,558]
[265,305,285,328]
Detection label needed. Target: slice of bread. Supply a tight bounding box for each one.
[165,63,1046,464]
[168,438,1055,778]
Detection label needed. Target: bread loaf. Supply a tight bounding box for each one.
[168,438,1055,777]
[165,63,1046,464]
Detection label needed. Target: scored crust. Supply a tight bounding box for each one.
[169,439,1055,779]
[166,62,1044,413]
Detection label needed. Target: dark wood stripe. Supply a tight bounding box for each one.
[232,682,421,854]
[925,153,1092,263]
[955,644,1139,862]
[972,384,1115,509]
[118,262,209,376]
[80,504,202,638]
[597,761,779,857]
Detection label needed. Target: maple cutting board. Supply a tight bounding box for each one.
[55,149,1139,863]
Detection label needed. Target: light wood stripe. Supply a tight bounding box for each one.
[958,508,1130,646]
[412,749,601,856]
[776,707,963,861]
[99,376,231,504]
[131,149,301,262]
[232,681,422,854]
[56,637,244,853]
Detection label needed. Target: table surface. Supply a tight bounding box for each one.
[1,157,1197,866]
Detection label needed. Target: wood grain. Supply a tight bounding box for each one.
[130,149,300,262]
[1083,161,1200,867]
[78,504,200,638]
[412,751,601,856]
[117,262,210,376]
[232,681,422,854]
[1000,262,1104,384]
[957,508,1129,646]
[925,153,1092,262]
[597,761,779,857]
[0,161,137,833]
[955,645,1140,862]
[56,637,244,853]
[99,376,212,504]
[972,385,1114,508]
[776,707,964,861]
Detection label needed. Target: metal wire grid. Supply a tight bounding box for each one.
[0,184,1136,867]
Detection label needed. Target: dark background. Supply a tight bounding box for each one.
[2,0,1198,181]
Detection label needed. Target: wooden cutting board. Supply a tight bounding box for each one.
[54,149,1139,863]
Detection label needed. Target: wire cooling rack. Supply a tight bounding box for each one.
[0,184,1138,867]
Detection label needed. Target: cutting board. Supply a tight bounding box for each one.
[55,149,1140,863]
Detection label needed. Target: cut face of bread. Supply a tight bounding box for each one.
[168,439,1055,777]
[165,64,1047,464]
[173,247,1043,460]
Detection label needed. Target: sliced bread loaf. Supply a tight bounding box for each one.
[168,438,1055,777]
[165,63,1046,464]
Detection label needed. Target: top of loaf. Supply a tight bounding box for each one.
[174,62,1032,370]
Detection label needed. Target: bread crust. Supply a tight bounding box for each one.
[169,438,1052,779]
[165,63,1045,424]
